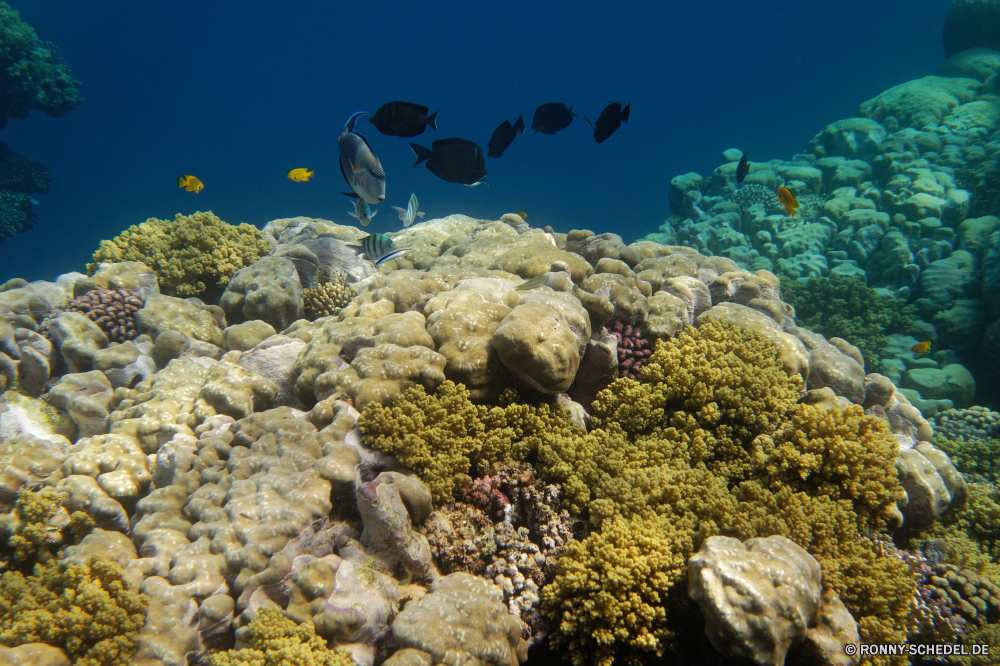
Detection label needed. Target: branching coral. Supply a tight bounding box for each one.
[0,2,82,127]
[88,211,270,298]
[0,556,147,666]
[0,488,93,566]
[359,380,486,505]
[208,605,354,666]
[781,273,914,370]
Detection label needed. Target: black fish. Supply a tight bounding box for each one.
[531,102,575,134]
[487,115,525,158]
[584,102,630,143]
[368,101,439,138]
[409,138,488,186]
[736,153,750,183]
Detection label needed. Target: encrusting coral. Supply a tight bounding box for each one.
[208,605,354,666]
[88,211,271,298]
[0,556,148,666]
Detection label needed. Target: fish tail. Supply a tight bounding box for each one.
[584,116,595,131]
[409,142,433,166]
[416,211,425,218]
[345,111,369,132]
[342,192,359,199]
[513,115,525,134]
[426,109,439,130]
[621,103,631,122]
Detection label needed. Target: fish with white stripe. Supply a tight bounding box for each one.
[392,193,425,228]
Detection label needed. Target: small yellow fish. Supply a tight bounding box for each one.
[516,211,528,220]
[177,175,204,193]
[287,168,314,182]
[912,341,932,354]
[516,275,547,291]
[777,186,798,216]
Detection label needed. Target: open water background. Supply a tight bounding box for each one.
[0,0,947,282]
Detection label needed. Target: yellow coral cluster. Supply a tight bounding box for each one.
[208,606,353,666]
[0,488,93,564]
[0,556,148,666]
[88,211,270,297]
[361,319,912,665]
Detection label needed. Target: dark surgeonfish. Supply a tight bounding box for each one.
[368,101,439,138]
[531,102,575,134]
[736,153,750,183]
[409,138,488,186]
[487,115,525,158]
[584,102,630,143]
[339,111,386,205]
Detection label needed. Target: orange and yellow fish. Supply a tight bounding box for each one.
[777,186,798,216]
[287,168,314,182]
[912,341,932,354]
[177,175,204,193]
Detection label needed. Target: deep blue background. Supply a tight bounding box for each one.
[1,0,947,282]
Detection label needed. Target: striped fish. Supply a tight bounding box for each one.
[344,192,377,226]
[349,233,396,262]
[515,275,547,291]
[339,111,387,205]
[392,193,425,228]
[373,247,411,266]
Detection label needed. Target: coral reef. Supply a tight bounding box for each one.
[0,3,82,127]
[0,142,52,244]
[0,556,147,666]
[781,274,914,369]
[303,270,354,321]
[0,488,92,566]
[88,212,271,298]
[66,289,143,343]
[607,320,651,379]
[208,606,353,666]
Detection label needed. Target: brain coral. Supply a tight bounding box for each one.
[0,2,82,127]
[88,211,271,297]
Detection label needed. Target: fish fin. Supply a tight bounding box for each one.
[347,211,359,219]
[369,210,377,219]
[345,111,369,132]
[569,104,576,117]
[409,142,433,166]
[584,116,595,131]
[306,170,314,177]
[416,211,425,218]
[392,206,406,215]
[621,103,631,122]
[513,115,525,134]
[342,192,359,199]
[426,109,439,130]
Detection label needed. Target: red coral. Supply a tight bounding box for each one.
[609,320,652,379]
[458,474,509,520]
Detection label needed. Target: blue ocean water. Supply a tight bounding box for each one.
[0,0,945,283]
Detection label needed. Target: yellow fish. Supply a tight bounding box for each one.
[777,186,798,216]
[177,175,204,193]
[516,211,528,220]
[287,168,314,182]
[911,341,932,354]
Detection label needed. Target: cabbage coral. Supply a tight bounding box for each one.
[88,211,270,297]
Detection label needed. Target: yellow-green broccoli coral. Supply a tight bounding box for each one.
[208,605,354,666]
[0,556,147,666]
[88,211,270,297]
[0,488,93,564]
[537,320,911,666]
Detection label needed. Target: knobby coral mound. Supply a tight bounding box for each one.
[0,556,148,666]
[88,211,271,298]
[0,2,82,127]
[67,289,143,343]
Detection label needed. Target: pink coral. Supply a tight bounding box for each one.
[609,320,652,380]
[458,474,509,520]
